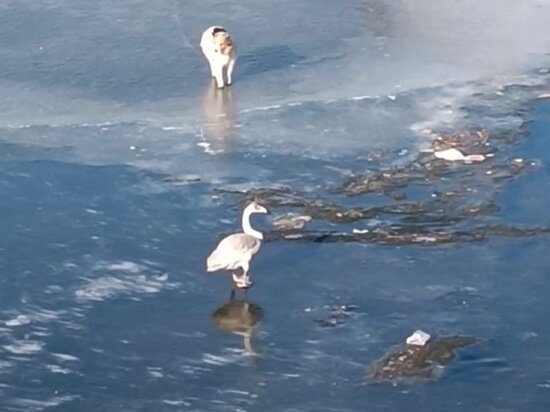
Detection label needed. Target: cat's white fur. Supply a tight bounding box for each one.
[200,26,236,89]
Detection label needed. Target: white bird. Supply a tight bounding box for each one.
[206,201,269,289]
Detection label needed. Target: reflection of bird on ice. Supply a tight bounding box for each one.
[200,81,237,152]
[211,297,264,355]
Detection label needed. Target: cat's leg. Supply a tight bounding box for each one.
[226,58,236,86]
[211,61,225,88]
[209,60,216,77]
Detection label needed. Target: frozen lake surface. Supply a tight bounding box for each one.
[1,1,550,410]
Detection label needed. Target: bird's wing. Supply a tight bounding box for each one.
[206,233,261,271]
[217,233,261,255]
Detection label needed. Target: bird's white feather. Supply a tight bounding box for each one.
[206,233,261,272]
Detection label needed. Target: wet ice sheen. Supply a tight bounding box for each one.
[75,261,175,302]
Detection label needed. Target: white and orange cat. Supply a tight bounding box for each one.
[200,26,236,89]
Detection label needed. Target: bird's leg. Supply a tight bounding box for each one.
[231,268,244,288]
[243,332,257,356]
[241,262,252,289]
[229,272,243,298]
[232,264,252,289]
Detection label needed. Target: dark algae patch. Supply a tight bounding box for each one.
[215,120,548,246]
[367,334,479,382]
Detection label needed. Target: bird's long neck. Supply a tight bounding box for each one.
[242,208,263,239]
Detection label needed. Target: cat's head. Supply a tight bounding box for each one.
[213,32,234,55]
